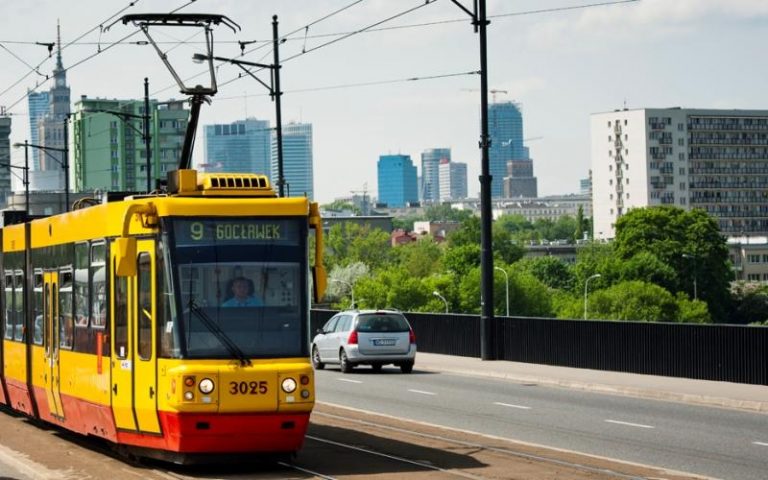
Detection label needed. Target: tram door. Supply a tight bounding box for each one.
[132,240,161,434]
[109,240,161,434]
[43,272,64,419]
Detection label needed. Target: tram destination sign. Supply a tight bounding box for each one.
[173,218,300,246]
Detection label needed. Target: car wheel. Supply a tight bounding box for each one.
[400,361,414,374]
[371,363,382,373]
[311,346,325,370]
[339,350,354,373]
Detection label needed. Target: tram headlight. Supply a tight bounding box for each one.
[281,377,297,393]
[184,391,194,401]
[199,378,215,394]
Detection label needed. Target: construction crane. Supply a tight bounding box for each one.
[350,183,370,216]
[460,88,509,103]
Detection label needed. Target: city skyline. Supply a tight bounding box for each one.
[1,0,766,203]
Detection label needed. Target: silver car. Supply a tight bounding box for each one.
[311,310,417,373]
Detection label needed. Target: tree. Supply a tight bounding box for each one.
[586,281,679,322]
[321,200,360,215]
[325,223,393,271]
[730,282,768,325]
[619,251,677,293]
[393,238,444,278]
[425,204,473,223]
[517,256,576,291]
[574,205,585,242]
[613,206,732,322]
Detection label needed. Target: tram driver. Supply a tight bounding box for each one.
[222,276,263,307]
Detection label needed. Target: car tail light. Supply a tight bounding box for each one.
[347,329,358,345]
[409,327,416,344]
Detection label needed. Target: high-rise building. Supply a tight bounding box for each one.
[203,118,271,175]
[72,97,187,192]
[488,102,538,198]
[438,159,468,201]
[27,91,49,171]
[421,148,450,203]
[503,159,538,198]
[591,107,768,239]
[0,116,12,207]
[36,23,71,191]
[377,154,418,208]
[272,122,313,199]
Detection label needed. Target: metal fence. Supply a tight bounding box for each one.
[310,310,768,386]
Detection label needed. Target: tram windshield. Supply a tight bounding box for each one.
[166,217,308,359]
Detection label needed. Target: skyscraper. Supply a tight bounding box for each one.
[0,116,12,206]
[72,98,187,192]
[488,102,538,198]
[37,22,71,191]
[27,91,49,171]
[377,154,418,208]
[272,122,313,199]
[203,118,271,175]
[421,148,450,203]
[438,159,468,201]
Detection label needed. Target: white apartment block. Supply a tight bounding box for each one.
[591,108,768,239]
[438,160,468,201]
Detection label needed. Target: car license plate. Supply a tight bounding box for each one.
[373,339,396,346]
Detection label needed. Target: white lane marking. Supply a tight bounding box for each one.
[494,402,531,410]
[337,378,363,384]
[605,419,655,429]
[408,389,437,396]
[754,441,768,447]
[0,444,67,479]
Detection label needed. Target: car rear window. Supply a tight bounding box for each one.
[356,314,410,333]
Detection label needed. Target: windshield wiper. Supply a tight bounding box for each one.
[188,298,251,366]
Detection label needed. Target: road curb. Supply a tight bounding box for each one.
[416,364,768,414]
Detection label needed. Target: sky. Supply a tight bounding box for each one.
[1,0,768,204]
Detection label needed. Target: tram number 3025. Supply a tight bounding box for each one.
[229,381,268,395]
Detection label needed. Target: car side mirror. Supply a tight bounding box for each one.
[316,328,325,335]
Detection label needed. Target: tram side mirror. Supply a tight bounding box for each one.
[312,265,327,303]
[115,237,137,277]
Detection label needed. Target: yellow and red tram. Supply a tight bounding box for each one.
[0,169,326,462]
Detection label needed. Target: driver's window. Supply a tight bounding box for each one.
[323,316,339,333]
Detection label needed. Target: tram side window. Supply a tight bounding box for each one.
[137,253,152,360]
[91,242,107,329]
[4,273,12,340]
[74,242,89,328]
[33,272,43,345]
[59,270,74,349]
[114,259,129,359]
[13,272,24,341]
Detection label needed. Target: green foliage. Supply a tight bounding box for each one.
[573,242,623,288]
[443,243,481,277]
[613,206,732,321]
[321,200,361,215]
[446,216,523,266]
[325,223,393,271]
[353,268,431,312]
[587,280,679,322]
[619,252,677,292]
[393,239,444,278]
[730,282,768,325]
[392,213,423,232]
[517,256,576,291]
[424,204,473,223]
[533,216,578,242]
[496,214,534,235]
[674,292,712,324]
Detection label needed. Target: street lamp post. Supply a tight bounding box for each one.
[494,266,509,317]
[1,141,30,212]
[584,274,601,320]
[682,253,698,300]
[13,141,69,212]
[331,279,354,309]
[432,291,449,314]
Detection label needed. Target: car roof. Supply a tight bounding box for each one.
[338,309,404,316]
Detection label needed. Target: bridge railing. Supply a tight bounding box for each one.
[310,309,768,386]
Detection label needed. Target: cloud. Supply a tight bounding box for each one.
[522,0,768,48]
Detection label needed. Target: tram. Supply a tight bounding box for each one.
[0,169,327,462]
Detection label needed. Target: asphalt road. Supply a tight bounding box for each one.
[315,365,768,480]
